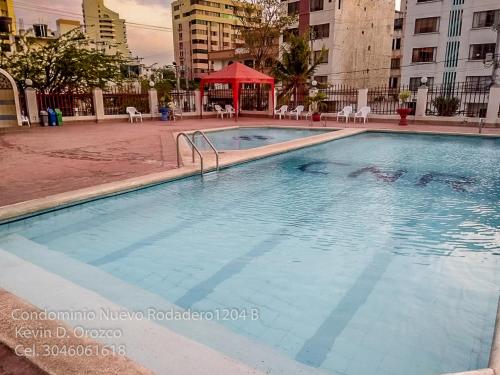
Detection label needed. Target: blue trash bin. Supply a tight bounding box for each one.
[47,109,57,126]
[159,107,169,121]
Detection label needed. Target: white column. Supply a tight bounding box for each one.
[268,88,274,117]
[92,88,105,122]
[357,88,368,110]
[195,90,202,117]
[486,86,500,124]
[148,88,158,118]
[415,87,428,117]
[25,87,39,124]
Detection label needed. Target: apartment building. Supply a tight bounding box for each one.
[390,2,406,88]
[401,0,499,89]
[171,0,248,80]
[56,19,82,36]
[0,0,15,54]
[82,0,131,57]
[283,0,395,87]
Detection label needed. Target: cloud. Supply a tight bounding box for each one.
[14,0,173,66]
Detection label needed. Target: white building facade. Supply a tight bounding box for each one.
[401,0,499,89]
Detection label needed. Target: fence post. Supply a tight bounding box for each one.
[268,88,274,117]
[357,88,368,110]
[148,88,158,119]
[195,90,201,117]
[486,86,500,124]
[415,86,428,117]
[25,87,39,124]
[92,88,105,122]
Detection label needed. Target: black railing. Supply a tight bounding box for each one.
[36,91,95,117]
[426,82,489,117]
[103,86,149,115]
[368,85,416,115]
[318,85,358,113]
[203,88,233,112]
[169,90,196,112]
[240,87,270,111]
[276,87,308,109]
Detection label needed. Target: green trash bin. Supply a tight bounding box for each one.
[55,109,63,126]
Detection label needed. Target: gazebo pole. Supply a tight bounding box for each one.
[233,81,239,122]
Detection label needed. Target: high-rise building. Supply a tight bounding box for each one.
[389,2,406,88]
[171,0,248,80]
[0,0,16,54]
[283,0,395,87]
[82,0,131,57]
[56,19,82,37]
[401,0,498,88]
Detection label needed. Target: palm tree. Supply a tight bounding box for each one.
[272,33,326,107]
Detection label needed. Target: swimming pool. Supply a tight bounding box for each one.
[193,127,333,150]
[0,132,499,375]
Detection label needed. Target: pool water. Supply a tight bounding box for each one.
[193,127,332,150]
[1,133,499,375]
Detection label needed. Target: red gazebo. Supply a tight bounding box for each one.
[199,62,275,120]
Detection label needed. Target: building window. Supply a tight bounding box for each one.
[392,38,401,50]
[390,58,400,69]
[469,43,496,60]
[394,18,403,31]
[192,49,208,54]
[287,1,299,16]
[472,10,497,28]
[314,75,328,85]
[414,17,440,33]
[409,77,434,90]
[283,28,298,43]
[314,50,328,64]
[311,24,329,39]
[310,0,323,12]
[465,76,492,90]
[411,47,436,63]
[389,76,399,88]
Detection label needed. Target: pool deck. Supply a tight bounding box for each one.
[0,117,499,375]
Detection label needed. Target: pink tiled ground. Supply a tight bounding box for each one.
[0,117,498,207]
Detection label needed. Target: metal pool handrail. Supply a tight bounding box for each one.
[176,132,204,175]
[191,130,219,171]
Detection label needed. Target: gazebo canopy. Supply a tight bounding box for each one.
[199,62,275,119]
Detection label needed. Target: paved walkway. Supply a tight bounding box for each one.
[0,117,498,207]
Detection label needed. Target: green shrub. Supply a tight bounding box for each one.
[432,96,460,116]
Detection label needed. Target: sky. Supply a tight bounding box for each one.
[15,0,401,67]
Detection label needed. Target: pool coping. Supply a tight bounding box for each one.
[0,125,499,375]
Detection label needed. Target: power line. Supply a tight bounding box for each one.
[15,2,173,33]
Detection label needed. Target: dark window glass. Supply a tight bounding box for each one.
[415,17,439,33]
[412,47,436,63]
[469,43,496,60]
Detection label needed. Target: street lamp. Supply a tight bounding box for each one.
[420,77,428,87]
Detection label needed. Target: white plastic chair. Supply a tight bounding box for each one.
[288,105,304,120]
[225,104,236,118]
[354,106,371,123]
[274,105,288,119]
[214,104,227,119]
[336,106,353,123]
[21,113,30,127]
[126,107,142,123]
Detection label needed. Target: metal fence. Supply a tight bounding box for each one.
[103,86,149,115]
[276,87,308,109]
[203,88,233,112]
[36,91,95,117]
[318,85,358,113]
[170,90,196,113]
[240,86,270,111]
[426,82,489,117]
[367,85,416,115]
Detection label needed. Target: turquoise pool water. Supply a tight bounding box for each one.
[193,127,332,150]
[1,133,499,375]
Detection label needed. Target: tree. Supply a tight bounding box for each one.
[1,29,128,93]
[234,0,296,72]
[141,65,177,104]
[272,33,326,106]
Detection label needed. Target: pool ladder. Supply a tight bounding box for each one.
[176,131,219,175]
